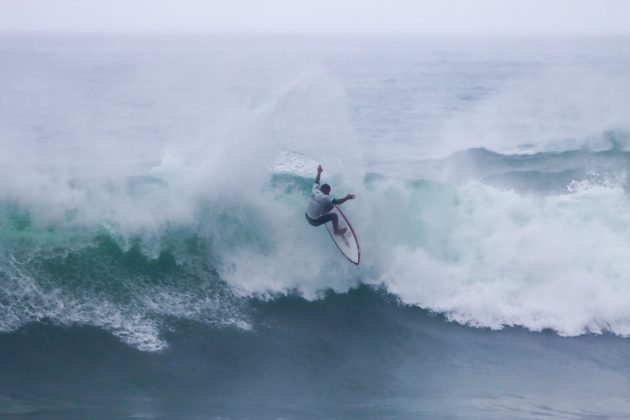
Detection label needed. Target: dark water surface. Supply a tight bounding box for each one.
[2,287,630,419]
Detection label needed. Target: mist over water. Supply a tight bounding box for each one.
[2,33,630,417]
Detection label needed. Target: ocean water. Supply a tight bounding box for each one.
[2,33,630,418]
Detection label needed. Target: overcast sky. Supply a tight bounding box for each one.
[1,0,629,35]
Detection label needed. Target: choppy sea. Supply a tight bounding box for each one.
[1,33,630,418]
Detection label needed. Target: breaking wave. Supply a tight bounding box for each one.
[3,147,630,351]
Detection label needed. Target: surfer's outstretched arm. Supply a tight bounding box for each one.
[315,164,323,185]
[332,194,356,205]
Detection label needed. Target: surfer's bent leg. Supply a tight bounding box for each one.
[328,213,339,230]
[306,213,346,233]
[306,213,334,227]
[329,213,347,235]
[306,213,346,235]
[328,213,340,231]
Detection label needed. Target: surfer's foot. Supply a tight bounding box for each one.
[334,228,347,236]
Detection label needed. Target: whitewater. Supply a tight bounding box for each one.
[2,34,630,418]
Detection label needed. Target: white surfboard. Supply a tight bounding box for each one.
[324,205,360,265]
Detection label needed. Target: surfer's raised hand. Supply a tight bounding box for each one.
[332,193,355,205]
[317,164,323,173]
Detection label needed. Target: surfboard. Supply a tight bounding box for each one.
[324,205,360,265]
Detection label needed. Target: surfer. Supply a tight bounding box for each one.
[305,164,355,235]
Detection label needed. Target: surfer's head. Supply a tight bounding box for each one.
[321,184,331,194]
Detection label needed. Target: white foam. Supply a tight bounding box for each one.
[375,180,630,336]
